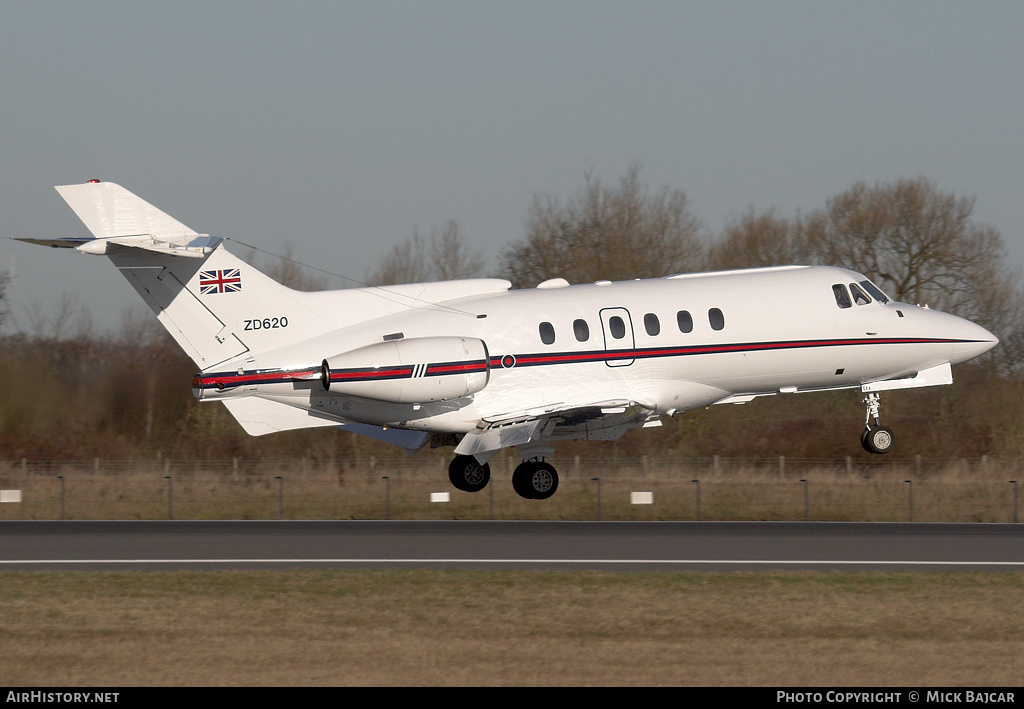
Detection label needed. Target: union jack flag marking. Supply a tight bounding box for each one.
[199,269,242,294]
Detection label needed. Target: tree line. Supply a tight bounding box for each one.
[1,168,1021,462]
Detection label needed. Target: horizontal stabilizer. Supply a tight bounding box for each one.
[19,181,221,258]
[14,233,220,258]
[77,234,221,258]
[13,237,91,249]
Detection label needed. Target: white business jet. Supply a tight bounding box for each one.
[17,181,998,499]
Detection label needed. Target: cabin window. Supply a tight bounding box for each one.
[573,319,590,342]
[860,280,890,303]
[608,316,626,339]
[832,284,852,309]
[676,310,693,333]
[539,322,556,345]
[849,283,871,306]
[708,308,725,331]
[644,313,660,336]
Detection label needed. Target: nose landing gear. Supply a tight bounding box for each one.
[861,392,894,454]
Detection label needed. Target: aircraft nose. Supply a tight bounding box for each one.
[949,316,998,364]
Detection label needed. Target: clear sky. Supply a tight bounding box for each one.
[2,1,1022,334]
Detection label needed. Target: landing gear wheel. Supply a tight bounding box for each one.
[863,425,894,455]
[860,426,872,453]
[860,392,893,455]
[512,460,559,500]
[448,455,490,492]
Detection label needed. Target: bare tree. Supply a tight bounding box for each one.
[367,220,485,286]
[0,272,9,330]
[707,207,808,270]
[243,244,329,292]
[498,165,704,287]
[19,291,94,341]
[804,178,1008,311]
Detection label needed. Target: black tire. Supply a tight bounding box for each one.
[865,425,894,455]
[860,426,873,453]
[512,462,536,499]
[512,461,559,500]
[448,455,490,492]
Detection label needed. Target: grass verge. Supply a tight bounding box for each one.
[2,570,1022,686]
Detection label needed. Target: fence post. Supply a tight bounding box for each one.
[489,478,494,521]
[779,456,785,480]
[57,476,65,521]
[276,476,284,520]
[846,456,852,476]
[692,479,701,521]
[165,476,173,520]
[382,476,390,520]
[591,477,601,521]
[1011,481,1018,524]
[905,480,913,522]
[800,479,809,521]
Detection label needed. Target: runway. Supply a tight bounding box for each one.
[1,520,1023,571]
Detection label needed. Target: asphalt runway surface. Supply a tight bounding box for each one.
[1,520,1023,571]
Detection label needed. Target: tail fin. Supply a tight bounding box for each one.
[57,180,197,240]
[52,182,334,370]
[37,181,513,374]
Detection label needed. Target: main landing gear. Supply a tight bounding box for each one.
[512,459,559,500]
[448,454,560,499]
[861,392,894,454]
[448,455,491,493]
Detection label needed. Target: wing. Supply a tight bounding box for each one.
[454,398,661,456]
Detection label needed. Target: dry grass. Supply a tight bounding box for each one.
[1,457,1021,521]
[1,570,1022,686]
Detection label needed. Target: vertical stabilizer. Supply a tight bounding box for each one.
[56,181,197,238]
[51,182,334,370]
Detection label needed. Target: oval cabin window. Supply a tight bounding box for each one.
[644,313,660,336]
[609,316,626,339]
[573,319,590,342]
[539,322,556,345]
[708,308,725,331]
[677,310,693,333]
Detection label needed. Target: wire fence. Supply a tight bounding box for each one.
[0,455,1020,522]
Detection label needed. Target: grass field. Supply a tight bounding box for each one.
[2,570,1022,686]
[2,456,1021,522]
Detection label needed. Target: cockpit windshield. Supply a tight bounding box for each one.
[859,280,890,304]
[849,283,871,305]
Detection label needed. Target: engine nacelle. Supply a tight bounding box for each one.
[321,336,489,403]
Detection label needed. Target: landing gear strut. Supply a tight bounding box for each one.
[861,392,894,454]
[448,455,491,492]
[512,459,559,500]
